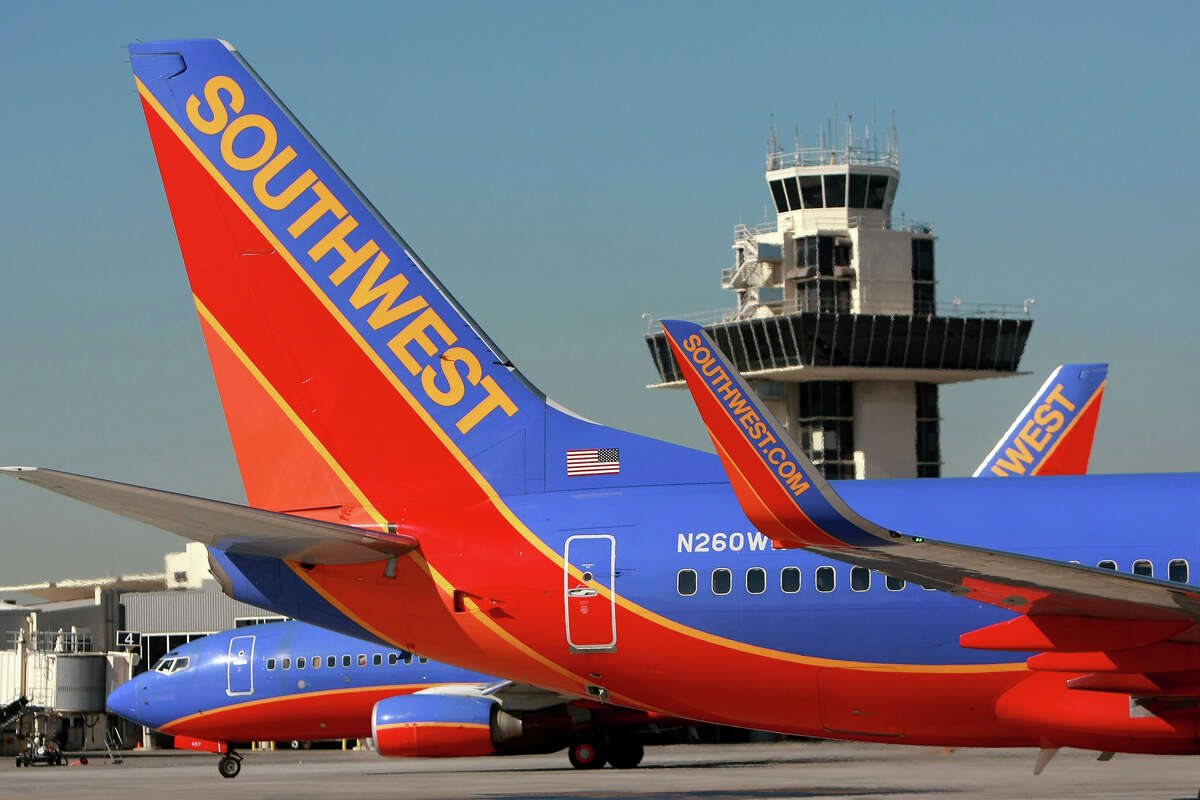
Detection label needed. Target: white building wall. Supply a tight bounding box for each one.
[853,381,917,479]
[0,651,21,706]
[853,229,913,315]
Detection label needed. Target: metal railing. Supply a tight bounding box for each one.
[5,630,94,653]
[644,296,1034,333]
[768,145,899,170]
[733,215,933,239]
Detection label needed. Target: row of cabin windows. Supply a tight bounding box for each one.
[676,558,1191,597]
[265,652,429,672]
[768,173,890,213]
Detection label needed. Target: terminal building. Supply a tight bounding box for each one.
[0,544,282,755]
[645,120,1033,479]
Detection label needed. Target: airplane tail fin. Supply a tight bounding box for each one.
[129,40,549,523]
[973,363,1107,478]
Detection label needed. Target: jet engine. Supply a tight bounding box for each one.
[371,694,525,758]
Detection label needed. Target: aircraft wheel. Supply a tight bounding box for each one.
[607,741,644,769]
[15,756,22,767]
[568,740,606,770]
[218,755,241,779]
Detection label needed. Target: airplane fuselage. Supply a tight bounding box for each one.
[210,471,1200,754]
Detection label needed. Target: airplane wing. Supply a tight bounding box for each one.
[661,320,1200,687]
[974,362,1107,477]
[0,467,416,565]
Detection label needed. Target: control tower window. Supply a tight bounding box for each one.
[916,383,941,478]
[848,173,868,207]
[783,177,801,211]
[824,174,846,207]
[768,180,788,213]
[799,176,823,209]
[912,239,936,314]
[866,175,889,209]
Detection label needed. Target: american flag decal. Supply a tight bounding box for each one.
[566,448,621,476]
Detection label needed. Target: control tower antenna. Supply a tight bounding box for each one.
[644,113,1034,479]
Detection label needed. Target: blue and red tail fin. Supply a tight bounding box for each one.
[973,363,1107,478]
[129,40,552,520]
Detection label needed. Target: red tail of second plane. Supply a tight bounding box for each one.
[974,363,1107,478]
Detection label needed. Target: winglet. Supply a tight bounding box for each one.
[974,363,1107,477]
[660,320,890,550]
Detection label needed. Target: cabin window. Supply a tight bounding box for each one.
[824,174,846,207]
[746,567,766,594]
[782,177,801,210]
[342,655,351,667]
[1133,559,1153,577]
[296,657,306,669]
[677,569,698,596]
[388,652,400,665]
[311,656,320,669]
[850,566,870,592]
[403,652,413,665]
[799,176,823,208]
[281,657,291,670]
[266,658,276,671]
[848,173,869,207]
[419,656,428,664]
[768,180,788,213]
[866,175,889,209]
[327,656,336,668]
[358,654,367,667]
[816,566,836,593]
[1098,560,1117,570]
[781,567,801,593]
[373,653,383,666]
[886,575,905,591]
[712,568,732,595]
[1169,559,1189,583]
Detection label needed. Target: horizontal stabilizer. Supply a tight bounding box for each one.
[1,467,416,565]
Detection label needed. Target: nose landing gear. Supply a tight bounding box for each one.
[217,750,243,778]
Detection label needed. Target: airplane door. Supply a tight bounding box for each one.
[564,534,617,652]
[227,635,255,696]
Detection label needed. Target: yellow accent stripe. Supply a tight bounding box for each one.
[194,297,387,526]
[161,682,450,731]
[136,76,1024,682]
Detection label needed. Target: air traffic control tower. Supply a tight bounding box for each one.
[645,122,1033,479]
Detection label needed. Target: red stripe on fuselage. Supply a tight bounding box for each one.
[160,685,422,742]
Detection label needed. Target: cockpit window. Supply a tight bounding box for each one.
[152,656,189,673]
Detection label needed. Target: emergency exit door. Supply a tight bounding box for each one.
[227,635,255,696]
[564,534,617,652]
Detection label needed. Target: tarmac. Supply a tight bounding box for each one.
[2,740,1199,799]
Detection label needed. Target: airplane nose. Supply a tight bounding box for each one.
[106,678,144,723]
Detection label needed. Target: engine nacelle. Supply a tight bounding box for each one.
[371,694,524,758]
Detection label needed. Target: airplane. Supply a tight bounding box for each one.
[105,365,1105,777]
[106,621,682,777]
[6,37,1200,782]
